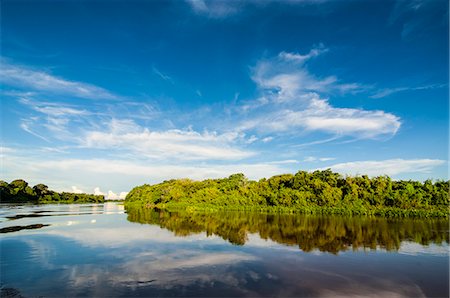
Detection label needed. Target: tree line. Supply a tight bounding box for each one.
[0,179,105,203]
[125,170,449,217]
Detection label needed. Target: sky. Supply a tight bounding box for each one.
[0,0,448,198]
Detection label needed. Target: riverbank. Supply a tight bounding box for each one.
[125,201,448,218]
[125,170,450,218]
[125,170,449,218]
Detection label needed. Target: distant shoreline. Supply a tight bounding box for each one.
[0,179,104,204]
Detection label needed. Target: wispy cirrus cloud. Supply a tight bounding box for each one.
[82,119,254,161]
[319,159,446,177]
[303,156,335,163]
[13,85,255,161]
[370,83,446,99]
[19,120,50,142]
[0,60,118,100]
[251,46,366,104]
[185,0,242,18]
[19,97,89,117]
[152,66,174,84]
[18,98,90,141]
[389,0,447,40]
[278,47,328,63]
[185,0,331,19]
[17,99,256,161]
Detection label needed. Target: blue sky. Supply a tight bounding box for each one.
[0,0,448,198]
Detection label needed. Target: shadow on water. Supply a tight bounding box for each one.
[126,205,449,254]
[0,224,50,234]
[0,287,25,298]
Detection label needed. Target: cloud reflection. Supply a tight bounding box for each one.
[1,204,448,297]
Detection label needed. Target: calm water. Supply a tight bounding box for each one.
[0,203,448,297]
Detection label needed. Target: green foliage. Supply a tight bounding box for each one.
[125,170,449,218]
[0,179,104,204]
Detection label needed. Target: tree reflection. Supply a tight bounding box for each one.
[126,205,449,254]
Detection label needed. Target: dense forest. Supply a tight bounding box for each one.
[126,170,449,217]
[125,206,449,253]
[0,179,104,203]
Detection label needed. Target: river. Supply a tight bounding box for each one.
[1,202,448,297]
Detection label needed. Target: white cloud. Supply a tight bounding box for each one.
[82,119,254,161]
[0,61,118,100]
[319,159,446,176]
[300,99,400,137]
[251,48,365,104]
[105,190,128,200]
[246,135,258,144]
[278,47,328,63]
[303,156,316,162]
[36,158,287,181]
[0,146,16,154]
[71,186,84,194]
[93,189,125,200]
[239,49,400,139]
[267,160,299,164]
[85,188,127,200]
[94,187,104,196]
[240,96,401,138]
[2,151,290,193]
[303,156,335,163]
[319,157,335,162]
[3,49,441,194]
[16,97,254,161]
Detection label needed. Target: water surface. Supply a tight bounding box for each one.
[1,203,448,297]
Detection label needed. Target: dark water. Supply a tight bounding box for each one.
[0,203,448,297]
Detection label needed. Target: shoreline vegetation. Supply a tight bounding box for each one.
[125,170,449,218]
[0,179,104,204]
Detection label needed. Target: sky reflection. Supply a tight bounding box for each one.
[1,203,448,297]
